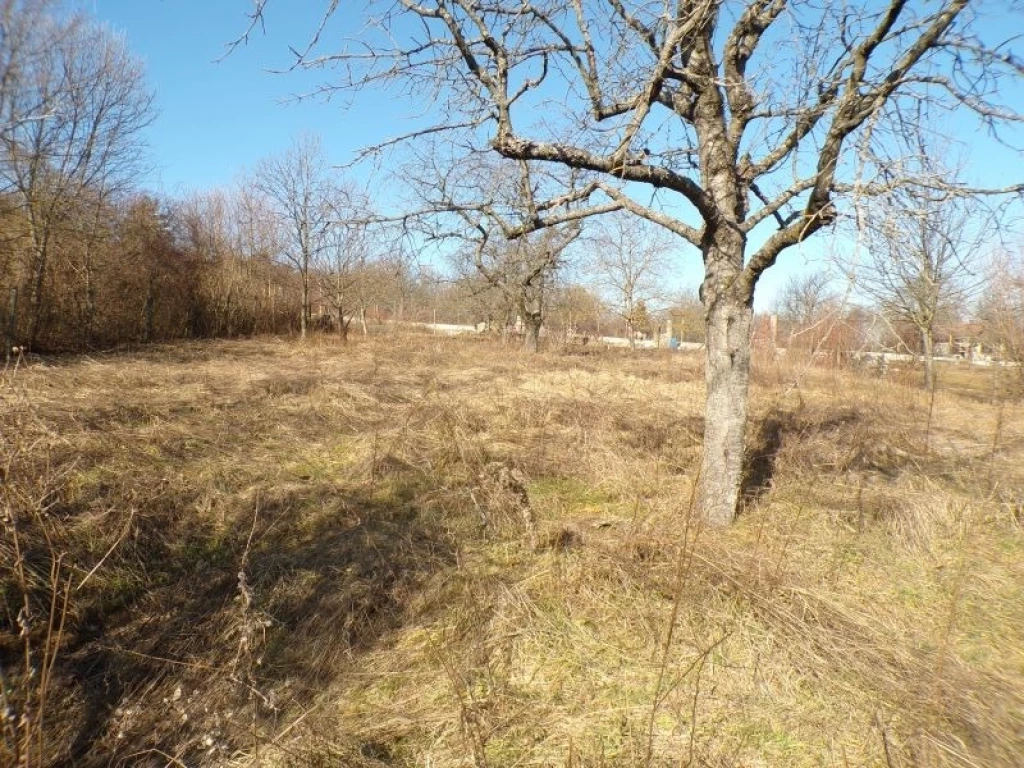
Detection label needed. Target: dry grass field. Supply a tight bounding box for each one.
[2,332,1023,767]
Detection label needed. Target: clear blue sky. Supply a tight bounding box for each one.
[90,1,407,193]
[89,1,1023,310]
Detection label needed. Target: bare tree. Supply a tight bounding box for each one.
[231,186,286,334]
[977,252,1024,383]
[172,190,237,336]
[116,196,174,342]
[0,0,58,141]
[548,282,605,339]
[775,269,843,350]
[316,213,369,340]
[855,176,987,391]
[590,212,674,348]
[401,150,589,352]
[247,0,1024,524]
[0,2,154,347]
[460,226,578,352]
[349,248,410,333]
[253,134,340,339]
[778,271,837,330]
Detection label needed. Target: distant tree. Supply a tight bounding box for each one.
[253,135,341,339]
[548,282,605,338]
[174,190,253,337]
[230,186,286,334]
[316,212,369,340]
[776,270,841,351]
[459,226,579,352]
[349,249,411,331]
[117,195,187,342]
[778,271,836,330]
[370,242,417,323]
[591,213,674,348]
[631,299,654,339]
[666,293,706,345]
[855,170,986,391]
[401,152,588,353]
[978,252,1024,384]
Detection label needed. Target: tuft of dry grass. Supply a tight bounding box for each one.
[1,334,1022,767]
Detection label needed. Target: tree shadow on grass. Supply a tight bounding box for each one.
[55,471,457,766]
[741,413,787,507]
[741,408,863,509]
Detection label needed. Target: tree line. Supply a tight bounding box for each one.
[0,1,683,353]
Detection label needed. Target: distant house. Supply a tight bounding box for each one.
[935,322,993,360]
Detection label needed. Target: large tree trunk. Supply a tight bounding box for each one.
[698,229,754,526]
[921,326,935,391]
[523,312,542,353]
[699,296,754,526]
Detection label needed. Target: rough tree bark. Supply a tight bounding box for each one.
[521,306,543,354]
[700,233,755,524]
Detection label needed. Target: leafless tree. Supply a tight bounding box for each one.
[459,225,579,352]
[316,210,370,340]
[548,282,606,339]
[0,0,57,141]
[0,2,154,347]
[778,271,837,330]
[855,172,988,391]
[349,246,412,331]
[172,190,238,335]
[245,0,1024,524]
[977,252,1024,383]
[253,134,343,339]
[590,212,674,347]
[401,149,588,352]
[775,269,844,351]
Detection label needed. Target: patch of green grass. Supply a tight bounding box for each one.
[528,476,617,512]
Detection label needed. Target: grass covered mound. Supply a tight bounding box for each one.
[2,334,1022,767]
